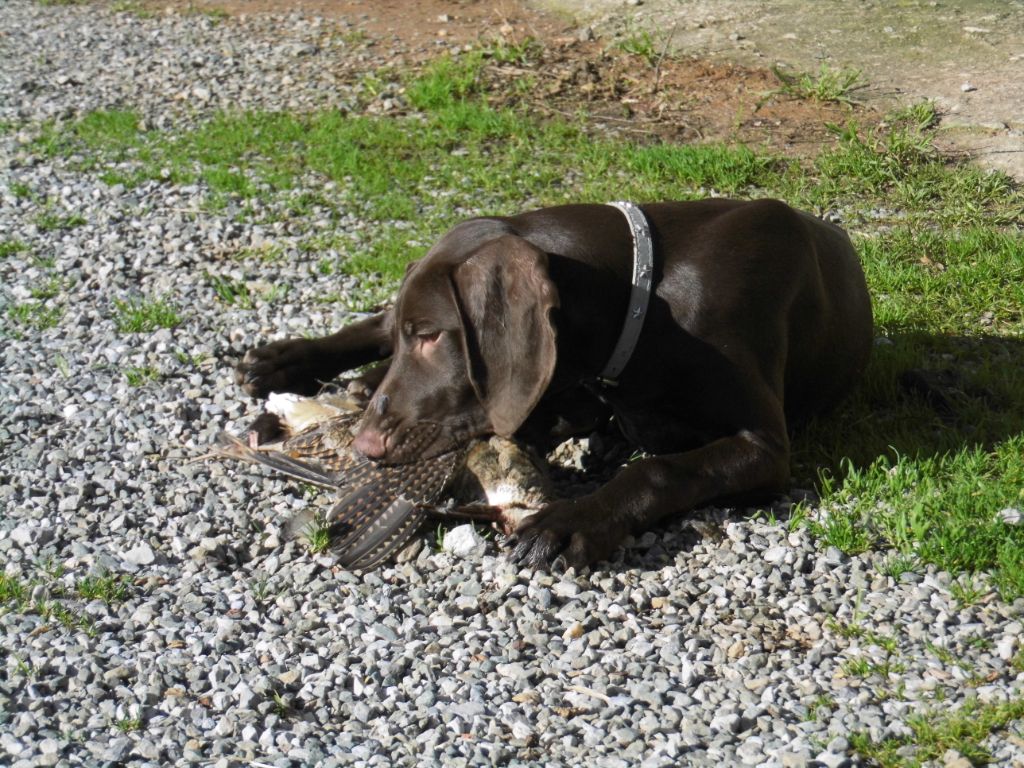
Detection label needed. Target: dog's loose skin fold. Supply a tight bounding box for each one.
[236,199,873,569]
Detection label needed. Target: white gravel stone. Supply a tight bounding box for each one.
[442,524,486,558]
[121,543,156,565]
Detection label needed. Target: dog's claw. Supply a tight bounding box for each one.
[502,496,625,570]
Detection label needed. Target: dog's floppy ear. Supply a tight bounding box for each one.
[450,235,559,437]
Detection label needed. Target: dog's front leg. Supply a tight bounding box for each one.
[508,429,789,569]
[236,311,393,398]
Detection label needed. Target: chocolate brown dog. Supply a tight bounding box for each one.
[236,200,872,568]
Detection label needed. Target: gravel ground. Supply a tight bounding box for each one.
[2,2,1024,767]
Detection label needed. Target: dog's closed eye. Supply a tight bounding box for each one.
[414,331,443,356]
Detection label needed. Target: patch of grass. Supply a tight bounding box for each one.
[771,63,866,105]
[125,365,161,387]
[0,574,27,603]
[485,37,540,66]
[205,272,254,308]
[7,302,63,333]
[30,276,65,300]
[826,617,899,654]
[863,228,1024,333]
[924,641,961,668]
[32,600,87,637]
[888,100,940,132]
[271,689,293,717]
[803,694,835,723]
[338,28,368,46]
[35,110,142,159]
[0,578,87,635]
[965,635,993,652]
[0,239,29,258]
[1012,651,1024,674]
[622,143,779,193]
[810,122,1020,226]
[114,717,143,732]
[303,514,332,555]
[113,296,181,332]
[616,29,662,67]
[840,655,906,679]
[76,573,131,604]
[805,503,872,555]
[235,242,285,262]
[251,577,272,601]
[850,697,1024,767]
[36,210,86,232]
[183,3,230,21]
[877,553,918,580]
[40,75,1019,280]
[9,181,34,199]
[255,283,290,305]
[173,350,211,369]
[949,576,988,608]
[10,655,35,678]
[405,52,488,110]
[111,0,153,16]
[804,438,1024,600]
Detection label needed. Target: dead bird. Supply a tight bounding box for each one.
[210,392,551,570]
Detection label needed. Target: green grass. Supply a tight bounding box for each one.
[26,46,1024,605]
[803,694,835,723]
[30,276,65,300]
[0,240,29,258]
[7,302,63,333]
[205,271,254,308]
[771,63,867,105]
[9,181,34,199]
[113,296,182,332]
[841,656,906,679]
[0,573,27,604]
[801,438,1024,600]
[36,210,86,232]
[111,0,153,16]
[850,697,1024,767]
[76,573,132,604]
[114,717,143,732]
[303,514,332,555]
[125,365,161,386]
[615,29,663,67]
[0,568,133,636]
[949,575,989,608]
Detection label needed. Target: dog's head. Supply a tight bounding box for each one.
[353,231,559,463]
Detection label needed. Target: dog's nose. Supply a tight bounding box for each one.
[353,428,387,459]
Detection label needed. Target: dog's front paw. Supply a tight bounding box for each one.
[507,497,627,570]
[235,338,325,399]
